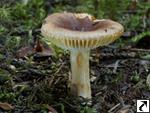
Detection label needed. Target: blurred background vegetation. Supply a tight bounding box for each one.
[0,0,149,49]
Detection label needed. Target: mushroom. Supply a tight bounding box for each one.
[41,12,124,99]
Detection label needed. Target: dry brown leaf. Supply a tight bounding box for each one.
[17,39,53,58]
[36,47,53,56]
[34,40,53,57]
[0,102,14,110]
[17,46,34,58]
[34,39,44,52]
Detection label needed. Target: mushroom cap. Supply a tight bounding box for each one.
[41,12,124,49]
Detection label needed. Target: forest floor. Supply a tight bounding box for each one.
[0,38,150,113]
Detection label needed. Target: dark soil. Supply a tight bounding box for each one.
[0,43,150,113]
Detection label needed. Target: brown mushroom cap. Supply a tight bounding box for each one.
[41,12,124,49]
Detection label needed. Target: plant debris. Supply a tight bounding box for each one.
[0,102,14,110]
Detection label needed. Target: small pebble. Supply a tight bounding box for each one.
[9,65,16,71]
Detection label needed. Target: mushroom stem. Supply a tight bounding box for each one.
[70,49,91,98]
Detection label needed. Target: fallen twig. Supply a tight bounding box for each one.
[122,48,150,52]
[108,103,121,113]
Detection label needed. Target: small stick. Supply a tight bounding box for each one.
[108,103,121,113]
[122,48,150,52]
